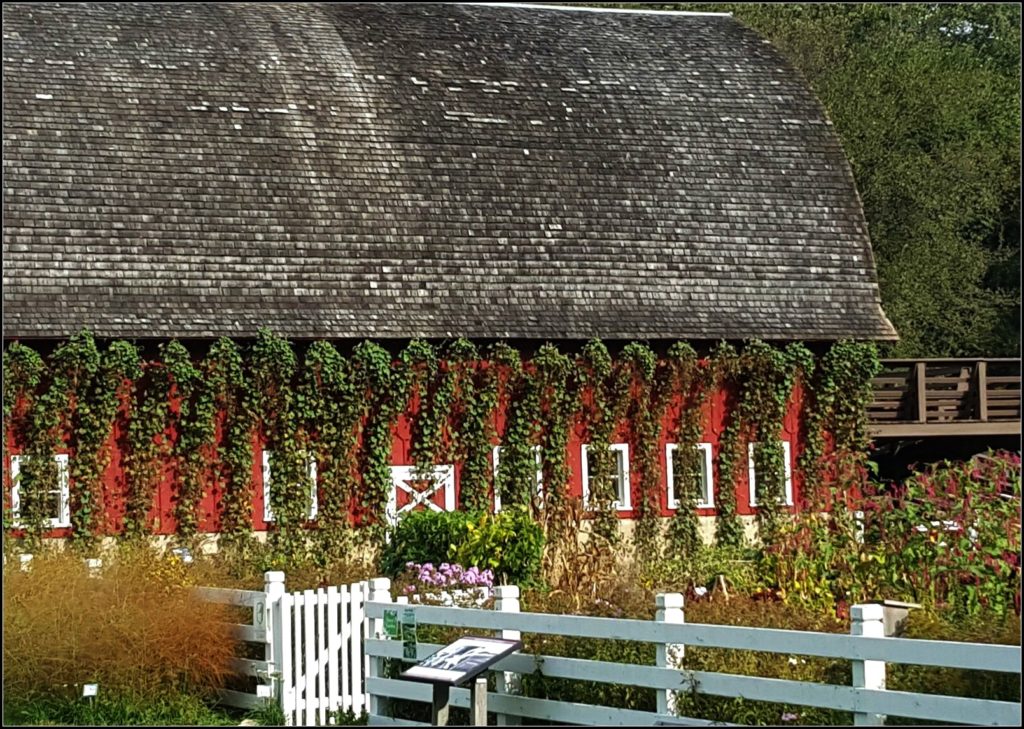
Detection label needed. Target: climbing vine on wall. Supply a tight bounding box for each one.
[72,339,142,547]
[619,342,660,554]
[297,340,360,564]
[661,341,712,559]
[3,330,882,568]
[205,337,253,548]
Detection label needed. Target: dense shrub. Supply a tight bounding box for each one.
[452,507,544,586]
[885,609,1021,724]
[379,508,544,587]
[765,450,1021,619]
[3,547,237,709]
[378,510,476,578]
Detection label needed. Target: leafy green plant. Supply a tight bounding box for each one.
[451,506,545,586]
[378,510,476,578]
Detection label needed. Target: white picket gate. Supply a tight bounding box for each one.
[196,573,387,726]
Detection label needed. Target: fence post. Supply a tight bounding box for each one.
[366,577,393,720]
[263,571,287,719]
[850,603,887,725]
[494,584,521,726]
[655,592,685,716]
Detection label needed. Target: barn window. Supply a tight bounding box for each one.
[666,442,714,510]
[581,443,631,511]
[747,441,793,507]
[491,445,544,512]
[9,453,71,529]
[262,450,318,523]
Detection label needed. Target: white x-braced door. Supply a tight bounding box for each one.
[386,465,455,527]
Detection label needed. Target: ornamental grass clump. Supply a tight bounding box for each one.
[2,547,237,708]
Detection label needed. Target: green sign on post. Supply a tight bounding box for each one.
[383,609,400,638]
[401,607,418,660]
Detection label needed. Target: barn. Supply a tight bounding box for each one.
[2,3,896,549]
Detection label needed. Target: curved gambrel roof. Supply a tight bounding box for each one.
[1,2,897,342]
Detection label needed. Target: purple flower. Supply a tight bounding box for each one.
[781,712,799,722]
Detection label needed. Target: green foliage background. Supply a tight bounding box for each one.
[611,2,1021,357]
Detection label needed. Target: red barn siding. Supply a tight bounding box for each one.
[3,373,815,538]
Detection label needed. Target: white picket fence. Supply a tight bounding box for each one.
[193,571,1022,726]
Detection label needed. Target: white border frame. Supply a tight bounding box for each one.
[666,442,714,510]
[492,444,543,513]
[262,450,318,524]
[581,443,631,512]
[747,441,794,507]
[9,453,71,529]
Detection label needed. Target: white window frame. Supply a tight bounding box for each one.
[491,444,544,513]
[666,442,714,510]
[748,441,793,507]
[581,443,631,512]
[9,453,71,529]
[262,450,318,523]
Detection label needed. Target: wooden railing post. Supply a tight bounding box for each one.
[976,361,989,421]
[494,584,522,726]
[366,577,393,721]
[850,603,886,725]
[263,571,287,718]
[655,592,685,716]
[915,362,927,423]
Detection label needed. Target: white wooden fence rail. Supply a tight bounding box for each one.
[189,570,1021,727]
[193,583,274,711]
[364,586,1022,727]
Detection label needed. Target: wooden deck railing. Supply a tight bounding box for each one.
[869,358,1021,437]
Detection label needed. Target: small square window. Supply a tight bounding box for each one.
[9,453,70,529]
[581,443,630,511]
[492,445,543,513]
[748,441,793,507]
[262,450,318,523]
[666,443,714,510]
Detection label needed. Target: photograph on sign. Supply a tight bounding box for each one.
[401,636,522,685]
[384,608,400,638]
[402,608,418,660]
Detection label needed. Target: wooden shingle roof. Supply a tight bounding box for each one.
[1,2,897,342]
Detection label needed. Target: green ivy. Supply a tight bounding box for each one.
[204,338,254,549]
[4,333,882,572]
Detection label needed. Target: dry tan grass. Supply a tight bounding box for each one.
[3,547,237,702]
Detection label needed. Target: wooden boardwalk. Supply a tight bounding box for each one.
[868,358,1021,438]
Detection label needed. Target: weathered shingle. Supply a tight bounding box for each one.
[1,2,897,342]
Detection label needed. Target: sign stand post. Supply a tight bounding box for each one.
[431,682,451,727]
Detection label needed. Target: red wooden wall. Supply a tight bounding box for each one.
[3,376,808,538]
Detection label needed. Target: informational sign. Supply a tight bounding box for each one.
[82,684,98,698]
[401,636,523,686]
[384,608,400,638]
[401,607,418,660]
